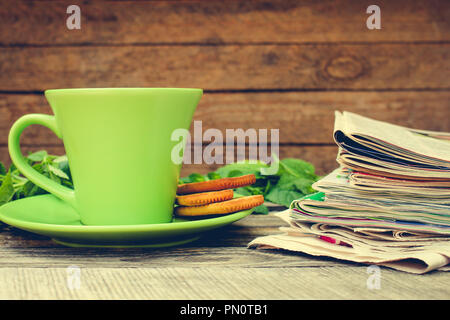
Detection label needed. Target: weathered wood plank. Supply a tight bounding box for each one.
[1,0,448,45]
[0,144,339,176]
[0,246,357,269]
[1,44,448,91]
[0,213,288,248]
[0,211,358,269]
[0,266,448,299]
[1,91,449,146]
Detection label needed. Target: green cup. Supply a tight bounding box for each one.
[8,88,202,226]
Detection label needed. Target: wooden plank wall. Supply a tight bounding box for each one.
[0,0,449,177]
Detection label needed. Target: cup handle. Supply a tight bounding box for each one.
[8,114,76,208]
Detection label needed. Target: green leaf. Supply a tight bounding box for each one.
[16,180,36,199]
[47,171,61,184]
[215,160,269,178]
[179,173,206,184]
[227,170,244,178]
[233,191,247,198]
[0,162,6,175]
[293,178,316,195]
[27,150,48,162]
[9,163,17,173]
[47,164,70,180]
[54,155,71,176]
[30,162,45,175]
[276,174,315,193]
[207,172,221,180]
[252,204,269,214]
[178,176,190,184]
[61,179,74,189]
[276,174,299,190]
[21,181,40,198]
[28,184,43,197]
[265,188,303,207]
[234,187,252,196]
[243,185,265,195]
[52,155,68,164]
[0,172,15,206]
[279,158,318,180]
[263,179,272,194]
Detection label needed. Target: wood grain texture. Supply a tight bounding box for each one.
[1,91,449,146]
[0,145,339,176]
[1,44,449,91]
[0,215,448,300]
[1,0,449,45]
[0,212,286,247]
[0,213,333,267]
[1,266,449,299]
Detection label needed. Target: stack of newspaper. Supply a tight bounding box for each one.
[249,112,450,274]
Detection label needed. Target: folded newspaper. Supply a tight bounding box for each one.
[249,111,450,274]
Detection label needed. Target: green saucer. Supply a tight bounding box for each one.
[0,194,254,248]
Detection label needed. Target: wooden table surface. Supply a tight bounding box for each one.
[0,208,448,300]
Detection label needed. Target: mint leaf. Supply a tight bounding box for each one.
[277,174,315,194]
[232,191,247,198]
[0,162,6,176]
[207,172,221,180]
[0,152,75,205]
[0,172,15,206]
[252,204,269,214]
[227,170,244,178]
[27,150,48,162]
[31,162,45,174]
[18,180,43,198]
[234,187,252,196]
[293,178,316,194]
[9,163,16,173]
[179,173,206,184]
[215,160,269,178]
[246,185,265,195]
[279,158,318,180]
[54,156,71,179]
[46,170,61,184]
[53,155,68,164]
[47,164,70,180]
[276,174,300,190]
[265,188,303,207]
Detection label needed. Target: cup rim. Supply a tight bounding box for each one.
[45,87,203,96]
